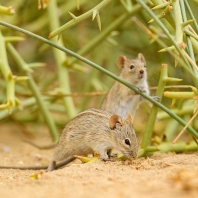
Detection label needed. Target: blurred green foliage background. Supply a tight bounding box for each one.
[0,0,198,150]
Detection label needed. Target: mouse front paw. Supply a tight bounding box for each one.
[137,87,149,95]
[108,153,117,158]
[101,155,109,162]
[107,149,117,158]
[137,87,144,93]
[152,96,160,102]
[101,158,114,162]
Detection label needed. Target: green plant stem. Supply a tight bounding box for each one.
[6,43,59,141]
[152,2,170,10]
[0,5,15,15]
[0,31,15,109]
[172,0,183,43]
[80,68,99,109]
[0,97,65,121]
[25,0,89,32]
[190,37,198,55]
[0,20,198,139]
[68,2,149,66]
[180,0,198,80]
[184,29,198,40]
[4,36,24,42]
[0,97,36,120]
[184,0,198,33]
[139,141,198,157]
[150,0,175,27]
[163,119,179,142]
[135,22,197,79]
[138,146,159,157]
[47,0,76,119]
[136,0,197,84]
[137,0,182,59]
[141,65,170,148]
[28,62,46,69]
[49,0,112,38]
[157,106,194,120]
[120,0,133,12]
[158,141,198,153]
[0,31,11,80]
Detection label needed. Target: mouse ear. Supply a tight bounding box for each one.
[137,53,146,66]
[126,113,133,124]
[109,114,123,130]
[117,55,127,69]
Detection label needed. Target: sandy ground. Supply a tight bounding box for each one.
[0,123,198,198]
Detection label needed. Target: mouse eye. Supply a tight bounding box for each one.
[130,65,134,69]
[144,65,146,67]
[125,138,131,146]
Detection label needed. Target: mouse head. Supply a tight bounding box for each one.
[109,113,139,159]
[117,53,147,84]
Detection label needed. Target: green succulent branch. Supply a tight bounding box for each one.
[158,141,198,153]
[172,0,183,44]
[66,2,149,67]
[148,4,172,24]
[0,31,11,81]
[6,43,59,141]
[0,31,18,111]
[136,0,198,88]
[133,18,197,80]
[150,0,175,27]
[0,97,36,120]
[0,5,15,15]
[151,2,170,10]
[139,141,198,157]
[136,0,187,63]
[75,0,80,10]
[180,0,198,78]
[4,36,24,42]
[184,0,198,33]
[142,0,198,105]
[47,0,76,119]
[183,28,198,40]
[25,0,90,32]
[141,64,183,149]
[120,0,133,12]
[49,0,112,38]
[0,20,197,139]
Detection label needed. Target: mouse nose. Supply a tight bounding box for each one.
[140,70,144,74]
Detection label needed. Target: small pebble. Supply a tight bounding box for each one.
[2,146,10,152]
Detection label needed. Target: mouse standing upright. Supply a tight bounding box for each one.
[101,53,150,118]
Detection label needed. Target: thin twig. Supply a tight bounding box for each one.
[16,91,106,97]
[172,110,198,144]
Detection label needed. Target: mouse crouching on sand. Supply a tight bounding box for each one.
[0,108,139,172]
[47,108,138,171]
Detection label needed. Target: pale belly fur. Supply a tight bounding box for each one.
[115,95,141,118]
